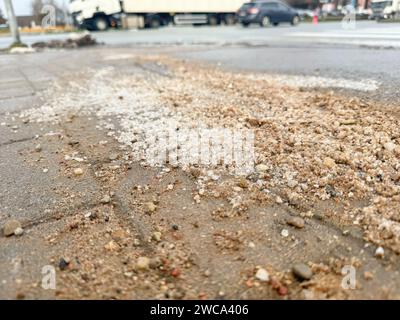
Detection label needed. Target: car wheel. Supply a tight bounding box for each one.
[291,15,300,26]
[260,16,270,27]
[94,16,108,31]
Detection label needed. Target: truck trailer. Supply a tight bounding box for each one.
[69,0,248,30]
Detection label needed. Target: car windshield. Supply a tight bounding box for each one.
[371,1,393,9]
[240,3,256,9]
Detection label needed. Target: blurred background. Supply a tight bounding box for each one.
[0,0,398,34]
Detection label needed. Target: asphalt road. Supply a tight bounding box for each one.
[172,40,400,104]
[1,21,399,103]
[1,20,400,48]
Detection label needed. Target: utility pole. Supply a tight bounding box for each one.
[3,0,22,46]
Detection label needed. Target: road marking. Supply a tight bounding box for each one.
[286,27,400,47]
[246,74,380,91]
[288,31,400,39]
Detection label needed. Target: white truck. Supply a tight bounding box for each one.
[69,0,247,30]
[371,0,400,20]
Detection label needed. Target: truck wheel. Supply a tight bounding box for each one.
[208,15,219,26]
[149,16,161,28]
[94,16,109,31]
[260,16,270,27]
[224,14,236,25]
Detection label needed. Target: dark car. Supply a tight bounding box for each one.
[237,1,300,27]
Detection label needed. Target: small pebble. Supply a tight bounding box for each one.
[136,257,150,270]
[14,227,24,236]
[109,153,118,161]
[3,220,22,237]
[281,229,289,238]
[145,202,157,214]
[384,142,396,152]
[292,263,313,281]
[59,258,70,271]
[194,194,201,204]
[100,195,111,204]
[286,217,305,229]
[364,271,374,280]
[375,246,384,259]
[323,157,336,169]
[73,168,84,176]
[255,164,268,173]
[255,268,270,282]
[104,240,119,251]
[68,140,80,146]
[152,231,162,242]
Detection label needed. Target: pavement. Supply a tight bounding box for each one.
[0,23,400,299]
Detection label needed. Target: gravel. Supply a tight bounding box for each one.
[14,53,400,298]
